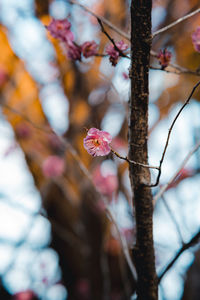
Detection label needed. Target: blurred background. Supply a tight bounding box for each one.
[0,0,200,299]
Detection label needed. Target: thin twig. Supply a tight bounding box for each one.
[151,49,200,77]
[153,8,200,37]
[68,0,130,41]
[154,139,200,202]
[97,18,130,59]
[111,149,159,170]
[150,65,200,77]
[158,229,200,282]
[161,196,184,245]
[149,80,200,187]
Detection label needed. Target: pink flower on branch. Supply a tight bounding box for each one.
[157,49,172,69]
[83,128,112,156]
[66,42,82,61]
[81,41,98,58]
[106,40,128,66]
[192,26,200,52]
[46,18,74,43]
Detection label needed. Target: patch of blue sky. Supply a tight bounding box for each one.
[46,284,68,300]
[40,83,69,134]
[26,215,51,248]
[50,0,70,19]
[112,59,130,100]
[0,0,34,25]
[101,103,125,137]
[3,266,33,293]
[110,192,134,230]
[0,244,15,274]
[152,5,167,32]
[160,251,194,300]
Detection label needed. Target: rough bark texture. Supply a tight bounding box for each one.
[129,1,158,299]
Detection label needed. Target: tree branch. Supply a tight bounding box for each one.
[68,0,130,41]
[158,229,200,282]
[97,18,130,58]
[68,0,200,78]
[111,149,159,170]
[149,80,200,187]
[153,7,200,38]
[150,65,200,77]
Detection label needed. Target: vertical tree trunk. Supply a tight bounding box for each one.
[129,1,158,299]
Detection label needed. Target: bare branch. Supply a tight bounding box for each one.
[68,0,130,41]
[158,229,200,282]
[153,8,200,38]
[154,139,200,202]
[150,65,200,77]
[111,149,159,170]
[149,80,200,187]
[97,19,130,59]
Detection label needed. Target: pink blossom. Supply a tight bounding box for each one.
[81,41,98,58]
[42,155,65,178]
[13,290,37,300]
[46,18,74,43]
[192,26,200,52]
[93,166,118,197]
[157,49,172,69]
[83,128,112,156]
[106,40,128,66]
[66,42,82,61]
[115,40,128,51]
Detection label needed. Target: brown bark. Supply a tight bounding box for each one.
[129,1,158,299]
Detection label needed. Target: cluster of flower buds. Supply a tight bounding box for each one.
[157,49,172,69]
[106,40,128,66]
[46,19,98,61]
[46,19,128,66]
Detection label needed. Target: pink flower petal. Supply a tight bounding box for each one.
[82,41,98,58]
